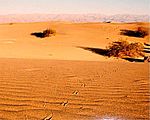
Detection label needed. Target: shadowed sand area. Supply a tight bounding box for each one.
[0,58,149,120]
[0,22,149,120]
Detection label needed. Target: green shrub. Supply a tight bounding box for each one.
[107,40,145,58]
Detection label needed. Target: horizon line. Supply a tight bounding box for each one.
[0,13,149,16]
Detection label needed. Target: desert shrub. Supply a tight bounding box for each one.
[31,28,56,38]
[107,40,145,58]
[121,27,149,38]
[43,29,56,37]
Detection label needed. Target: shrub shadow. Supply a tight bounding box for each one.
[120,29,147,38]
[144,43,150,46]
[77,46,109,56]
[143,50,150,53]
[144,48,150,50]
[78,46,147,63]
[31,32,45,38]
[122,58,144,62]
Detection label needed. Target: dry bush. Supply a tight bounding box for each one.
[121,27,149,38]
[136,27,149,37]
[107,40,145,58]
[31,28,56,38]
[43,29,56,37]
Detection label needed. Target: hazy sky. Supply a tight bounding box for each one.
[0,0,149,15]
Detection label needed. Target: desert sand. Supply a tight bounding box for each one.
[0,22,149,120]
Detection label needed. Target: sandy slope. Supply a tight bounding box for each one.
[0,22,149,61]
[0,58,149,120]
[0,22,149,120]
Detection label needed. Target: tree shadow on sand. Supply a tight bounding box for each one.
[77,46,147,63]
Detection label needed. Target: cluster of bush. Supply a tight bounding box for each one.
[106,40,145,58]
[31,29,56,38]
[121,27,149,38]
[108,26,149,58]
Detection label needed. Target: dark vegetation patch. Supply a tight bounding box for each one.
[120,27,149,38]
[31,29,56,38]
[78,40,149,62]
[106,40,145,58]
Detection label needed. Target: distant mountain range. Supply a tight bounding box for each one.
[0,14,149,23]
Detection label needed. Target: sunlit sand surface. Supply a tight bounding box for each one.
[0,22,149,120]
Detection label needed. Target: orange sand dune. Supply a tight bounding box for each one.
[0,58,149,120]
[0,22,149,120]
[0,22,149,61]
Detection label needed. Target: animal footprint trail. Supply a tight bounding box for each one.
[81,83,86,87]
[60,78,86,109]
[61,101,68,107]
[72,90,79,95]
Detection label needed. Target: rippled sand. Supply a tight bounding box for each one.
[0,58,149,120]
